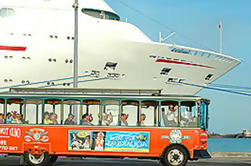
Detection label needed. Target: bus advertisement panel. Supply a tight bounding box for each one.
[68,130,150,152]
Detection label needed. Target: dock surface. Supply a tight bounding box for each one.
[0,157,251,166]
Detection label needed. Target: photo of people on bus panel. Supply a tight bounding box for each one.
[70,132,92,150]
[70,131,106,151]
[92,131,106,151]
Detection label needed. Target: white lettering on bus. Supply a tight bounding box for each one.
[0,128,21,138]
[9,128,21,138]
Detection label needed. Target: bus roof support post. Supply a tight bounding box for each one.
[178,101,181,127]
[36,104,39,125]
[19,104,23,115]
[80,100,83,124]
[42,99,45,125]
[98,100,102,126]
[61,99,64,125]
[86,104,89,114]
[23,99,26,122]
[138,101,142,127]
[118,101,122,126]
[53,104,56,113]
[4,99,7,124]
[158,101,161,127]
[154,102,158,127]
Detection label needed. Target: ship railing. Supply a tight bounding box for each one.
[167,44,240,63]
[8,88,162,96]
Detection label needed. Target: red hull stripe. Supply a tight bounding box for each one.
[156,59,214,69]
[0,46,27,51]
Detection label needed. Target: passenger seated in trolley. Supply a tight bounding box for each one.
[102,112,113,126]
[162,105,178,126]
[50,113,58,125]
[11,113,22,124]
[43,112,52,125]
[6,112,12,124]
[81,113,93,125]
[64,114,76,125]
[180,108,191,126]
[0,113,4,124]
[121,113,128,126]
[136,113,146,126]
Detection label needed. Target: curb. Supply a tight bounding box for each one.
[210,152,251,158]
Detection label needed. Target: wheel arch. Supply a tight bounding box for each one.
[161,143,191,160]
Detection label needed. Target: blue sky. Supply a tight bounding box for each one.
[106,0,251,133]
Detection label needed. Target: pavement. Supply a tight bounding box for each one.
[0,157,251,166]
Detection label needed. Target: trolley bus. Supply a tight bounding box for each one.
[0,88,210,166]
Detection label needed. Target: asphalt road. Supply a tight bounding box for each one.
[0,157,251,166]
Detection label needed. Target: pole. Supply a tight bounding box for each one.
[159,32,162,43]
[73,0,79,88]
[219,21,223,54]
[72,0,79,122]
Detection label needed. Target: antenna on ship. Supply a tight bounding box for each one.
[219,21,223,54]
[159,32,176,43]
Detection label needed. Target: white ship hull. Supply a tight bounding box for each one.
[0,0,240,95]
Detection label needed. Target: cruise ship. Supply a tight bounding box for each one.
[0,0,241,95]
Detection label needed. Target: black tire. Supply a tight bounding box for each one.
[24,151,50,166]
[47,156,58,166]
[161,145,188,166]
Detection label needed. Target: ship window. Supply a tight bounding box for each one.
[160,68,171,75]
[0,8,15,17]
[104,62,117,70]
[82,8,120,21]
[205,74,213,81]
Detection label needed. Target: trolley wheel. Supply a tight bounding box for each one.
[161,145,188,166]
[24,151,50,166]
[47,155,58,166]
